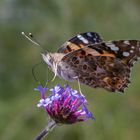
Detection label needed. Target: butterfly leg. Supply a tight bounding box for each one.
[73,76,84,96]
[51,63,58,82]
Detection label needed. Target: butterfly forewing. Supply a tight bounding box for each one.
[79,40,140,66]
[58,32,103,54]
[102,40,140,66]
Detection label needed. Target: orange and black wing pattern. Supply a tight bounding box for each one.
[61,39,140,92]
[58,32,103,54]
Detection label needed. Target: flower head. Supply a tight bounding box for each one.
[36,84,95,124]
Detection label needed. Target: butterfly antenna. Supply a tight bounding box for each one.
[21,32,40,46]
[21,32,46,52]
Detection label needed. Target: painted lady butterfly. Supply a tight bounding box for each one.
[42,32,140,92]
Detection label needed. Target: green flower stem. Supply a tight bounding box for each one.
[35,119,56,140]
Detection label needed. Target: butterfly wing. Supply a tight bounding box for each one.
[57,32,103,54]
[100,40,140,66]
[61,40,140,92]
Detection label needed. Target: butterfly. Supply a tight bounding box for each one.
[42,32,140,92]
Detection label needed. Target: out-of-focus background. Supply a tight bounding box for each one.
[0,0,140,140]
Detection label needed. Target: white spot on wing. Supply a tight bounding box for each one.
[107,43,119,51]
[93,38,97,42]
[123,52,130,57]
[131,46,135,49]
[87,32,99,43]
[124,40,130,45]
[87,32,93,37]
[130,50,134,53]
[77,34,89,44]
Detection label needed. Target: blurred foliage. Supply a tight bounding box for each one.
[0,0,140,140]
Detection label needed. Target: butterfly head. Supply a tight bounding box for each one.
[42,52,54,67]
[42,52,65,70]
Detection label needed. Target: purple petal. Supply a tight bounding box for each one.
[35,86,48,99]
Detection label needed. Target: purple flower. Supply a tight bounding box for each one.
[36,84,95,124]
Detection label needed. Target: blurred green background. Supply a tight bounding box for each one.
[0,0,140,140]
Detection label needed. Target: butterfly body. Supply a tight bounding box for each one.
[42,32,140,92]
[42,53,78,81]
